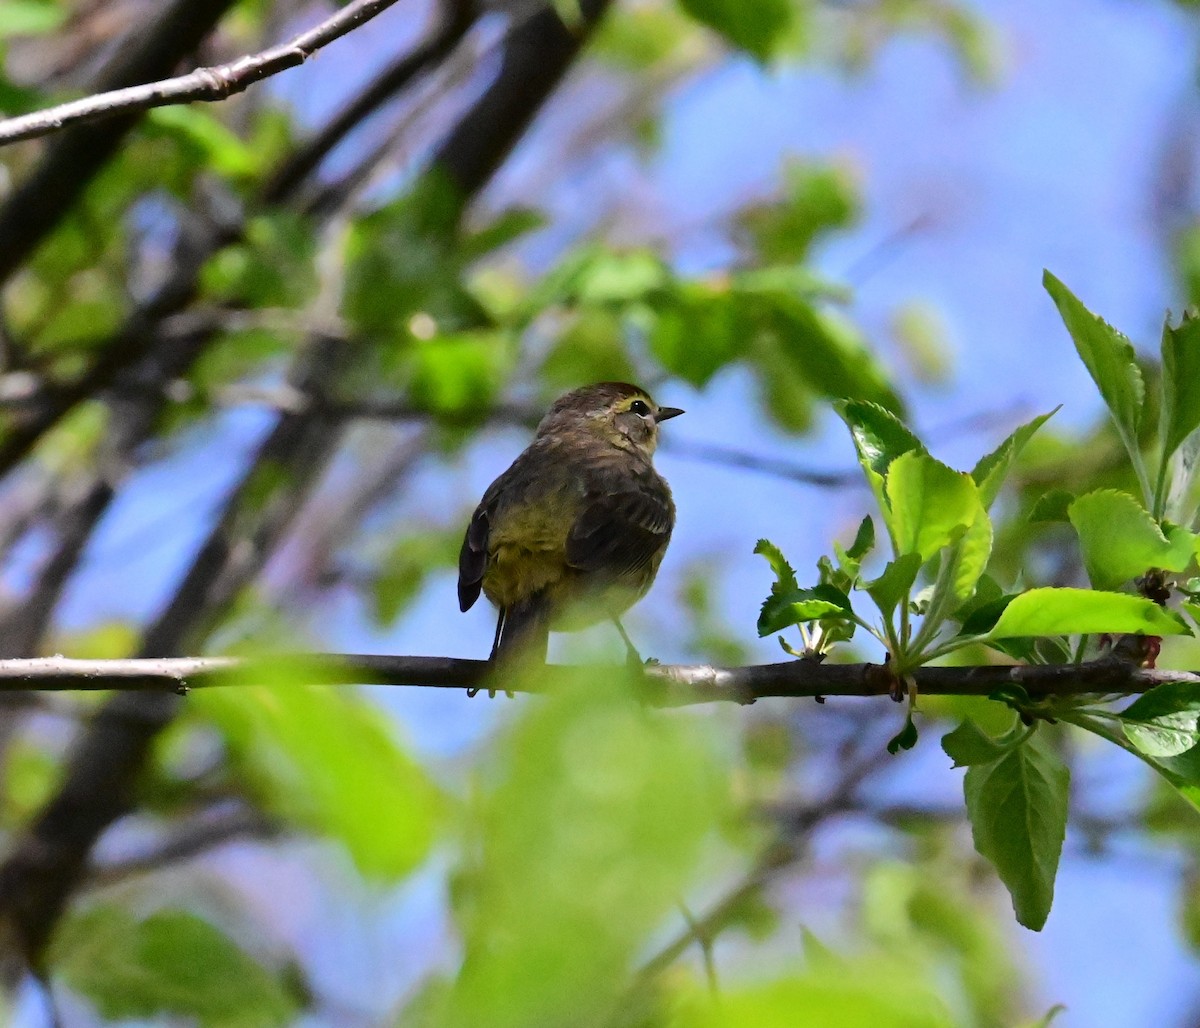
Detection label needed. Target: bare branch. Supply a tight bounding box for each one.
[0,653,1179,705]
[0,0,407,148]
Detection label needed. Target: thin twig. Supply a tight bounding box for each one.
[0,0,406,147]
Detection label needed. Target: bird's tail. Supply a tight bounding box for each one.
[491,592,551,664]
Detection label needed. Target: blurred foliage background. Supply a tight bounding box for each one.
[1,0,1200,1024]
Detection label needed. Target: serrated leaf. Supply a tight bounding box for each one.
[1160,311,1200,464]
[758,586,851,636]
[1119,683,1200,758]
[987,588,1189,639]
[754,538,798,594]
[963,729,1069,930]
[885,451,982,563]
[1068,489,1195,590]
[835,399,925,506]
[51,906,297,1027]
[971,409,1058,510]
[942,719,1013,767]
[1043,271,1144,452]
[1029,489,1075,523]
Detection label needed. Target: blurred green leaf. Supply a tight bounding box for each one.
[409,331,513,420]
[539,308,638,389]
[986,587,1189,640]
[1068,489,1194,590]
[962,728,1068,930]
[678,0,793,60]
[460,207,545,263]
[52,906,298,1027]
[1028,488,1075,523]
[191,682,440,879]
[440,674,727,1028]
[146,106,259,179]
[0,0,65,37]
[650,281,744,386]
[737,160,858,263]
[682,968,954,1027]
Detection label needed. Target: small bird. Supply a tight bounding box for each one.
[458,382,683,666]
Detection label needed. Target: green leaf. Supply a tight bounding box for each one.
[1120,683,1200,758]
[835,400,924,505]
[948,509,994,609]
[887,711,919,754]
[461,207,545,262]
[942,719,1015,767]
[971,409,1058,510]
[51,906,297,1027]
[963,729,1069,930]
[1043,270,1144,454]
[650,282,745,386]
[0,0,66,37]
[845,515,876,561]
[885,451,982,563]
[1160,311,1200,463]
[754,538,799,594]
[864,554,922,621]
[987,587,1189,639]
[1067,489,1195,590]
[1028,488,1075,523]
[443,676,728,1026]
[736,160,859,263]
[758,586,851,637]
[192,682,440,879]
[677,0,793,60]
[408,331,513,419]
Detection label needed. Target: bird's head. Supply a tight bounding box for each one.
[537,382,684,457]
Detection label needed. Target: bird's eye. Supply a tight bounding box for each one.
[629,399,651,417]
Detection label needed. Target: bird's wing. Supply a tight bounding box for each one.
[565,486,673,580]
[458,505,490,612]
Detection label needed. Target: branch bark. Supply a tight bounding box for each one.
[0,0,407,148]
[0,653,1177,705]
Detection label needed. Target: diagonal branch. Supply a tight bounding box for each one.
[0,0,408,148]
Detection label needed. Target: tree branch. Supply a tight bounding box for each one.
[0,0,238,286]
[0,0,407,148]
[0,653,1178,705]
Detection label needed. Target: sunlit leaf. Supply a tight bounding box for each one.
[1043,271,1144,455]
[971,409,1058,510]
[987,588,1189,639]
[1067,489,1195,590]
[678,0,793,60]
[192,681,441,879]
[885,451,981,563]
[758,585,852,636]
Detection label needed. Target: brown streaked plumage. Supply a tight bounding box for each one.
[458,382,683,663]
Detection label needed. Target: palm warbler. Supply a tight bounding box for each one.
[458,382,683,663]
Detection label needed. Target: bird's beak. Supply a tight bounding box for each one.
[655,406,685,423]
